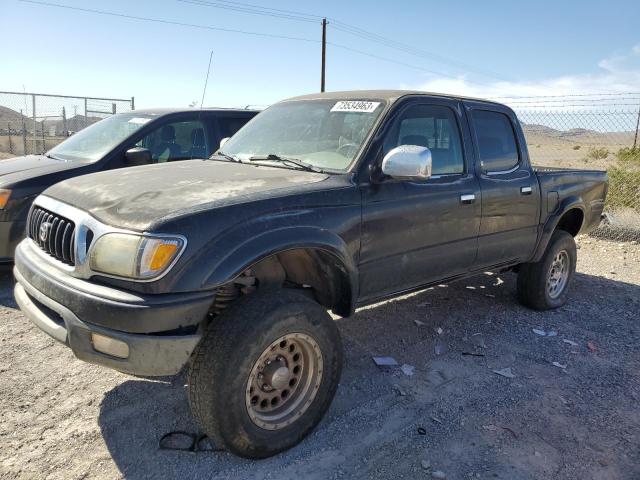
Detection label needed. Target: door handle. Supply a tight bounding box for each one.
[521,186,533,195]
[460,194,476,204]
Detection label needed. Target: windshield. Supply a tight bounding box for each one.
[47,113,156,162]
[220,99,386,171]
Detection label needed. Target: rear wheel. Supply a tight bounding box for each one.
[188,289,342,458]
[517,230,577,310]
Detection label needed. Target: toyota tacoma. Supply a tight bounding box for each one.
[14,90,607,458]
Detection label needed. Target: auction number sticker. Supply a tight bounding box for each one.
[330,101,381,113]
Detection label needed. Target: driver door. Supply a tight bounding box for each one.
[358,99,481,302]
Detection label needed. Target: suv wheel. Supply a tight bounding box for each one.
[517,230,577,310]
[188,289,342,458]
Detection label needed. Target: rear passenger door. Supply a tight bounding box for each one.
[466,103,540,268]
[135,117,212,162]
[215,113,256,148]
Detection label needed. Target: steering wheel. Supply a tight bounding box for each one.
[337,142,358,157]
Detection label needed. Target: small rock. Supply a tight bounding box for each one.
[436,327,444,335]
[414,319,426,326]
[400,364,415,376]
[493,367,516,379]
[421,460,431,470]
[432,470,447,479]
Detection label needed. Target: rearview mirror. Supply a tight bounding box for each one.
[219,137,230,149]
[125,147,152,166]
[381,145,432,180]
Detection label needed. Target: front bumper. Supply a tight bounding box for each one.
[13,240,214,376]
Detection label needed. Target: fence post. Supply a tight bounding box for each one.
[84,97,88,128]
[633,103,640,150]
[31,94,36,154]
[62,106,67,136]
[21,110,27,155]
[41,121,45,153]
[7,122,13,154]
[131,96,135,111]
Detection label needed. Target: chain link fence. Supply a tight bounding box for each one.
[497,93,640,242]
[0,91,134,158]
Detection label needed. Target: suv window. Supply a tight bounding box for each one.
[218,116,250,140]
[384,104,464,175]
[137,120,209,163]
[472,110,519,172]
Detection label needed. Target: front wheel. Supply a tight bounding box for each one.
[517,230,577,310]
[188,289,342,458]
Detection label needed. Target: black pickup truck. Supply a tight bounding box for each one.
[0,107,256,263]
[14,90,607,458]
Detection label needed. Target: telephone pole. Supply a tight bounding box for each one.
[321,18,327,92]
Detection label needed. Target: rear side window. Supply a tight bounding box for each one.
[472,110,519,172]
[218,116,251,140]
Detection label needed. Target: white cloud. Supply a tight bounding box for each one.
[406,45,640,99]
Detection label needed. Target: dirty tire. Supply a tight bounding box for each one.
[517,230,577,310]
[187,289,342,459]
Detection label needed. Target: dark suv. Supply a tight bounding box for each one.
[0,107,257,262]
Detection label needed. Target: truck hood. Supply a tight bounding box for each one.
[0,154,87,186]
[43,160,330,231]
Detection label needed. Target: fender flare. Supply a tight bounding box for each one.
[530,196,585,263]
[201,226,359,312]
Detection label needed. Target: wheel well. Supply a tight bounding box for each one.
[217,249,353,317]
[556,208,584,237]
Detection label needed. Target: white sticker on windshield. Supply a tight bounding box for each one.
[128,117,151,125]
[330,101,381,113]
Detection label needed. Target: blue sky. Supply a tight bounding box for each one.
[1,0,639,108]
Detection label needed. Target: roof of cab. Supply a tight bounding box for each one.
[123,107,259,115]
[282,90,504,106]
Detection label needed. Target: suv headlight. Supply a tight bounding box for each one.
[89,233,185,279]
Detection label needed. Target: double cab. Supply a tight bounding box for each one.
[14,91,607,458]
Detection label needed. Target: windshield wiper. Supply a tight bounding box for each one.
[249,154,322,173]
[209,151,243,163]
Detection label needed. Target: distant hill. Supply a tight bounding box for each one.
[0,105,34,131]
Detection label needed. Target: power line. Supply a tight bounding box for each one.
[18,0,320,43]
[177,0,510,82]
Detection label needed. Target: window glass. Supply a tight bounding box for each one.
[384,105,464,175]
[218,116,250,140]
[472,110,519,172]
[137,120,209,162]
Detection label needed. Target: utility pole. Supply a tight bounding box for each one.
[321,18,327,93]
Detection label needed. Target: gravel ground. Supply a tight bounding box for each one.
[1,236,639,480]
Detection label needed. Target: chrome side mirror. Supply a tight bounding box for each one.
[219,137,230,149]
[381,145,432,180]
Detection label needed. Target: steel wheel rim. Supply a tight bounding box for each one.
[547,250,570,299]
[245,332,323,431]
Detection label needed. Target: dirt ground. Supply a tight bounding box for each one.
[0,236,639,480]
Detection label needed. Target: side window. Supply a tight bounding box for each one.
[472,110,519,172]
[137,120,209,163]
[383,105,464,175]
[217,116,250,141]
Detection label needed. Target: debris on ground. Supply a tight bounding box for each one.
[373,356,398,367]
[400,364,415,377]
[417,301,431,307]
[492,367,516,379]
[417,426,426,435]
[434,342,447,356]
[587,341,598,353]
[482,424,498,431]
[462,351,485,357]
[552,362,568,369]
[421,459,431,470]
[430,416,442,424]
[562,339,579,347]
[414,319,425,326]
[392,384,407,396]
[431,470,447,479]
[436,327,444,335]
[471,333,487,348]
[533,328,558,337]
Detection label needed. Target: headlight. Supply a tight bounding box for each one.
[0,189,12,209]
[89,233,185,279]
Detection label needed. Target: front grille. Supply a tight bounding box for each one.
[27,206,76,265]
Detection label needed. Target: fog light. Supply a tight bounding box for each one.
[91,333,130,359]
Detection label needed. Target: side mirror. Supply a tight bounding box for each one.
[381,145,432,180]
[125,147,152,166]
[219,137,230,149]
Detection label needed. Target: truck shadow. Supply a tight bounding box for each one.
[96,270,640,479]
[0,266,17,309]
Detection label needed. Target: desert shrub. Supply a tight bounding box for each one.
[606,166,640,212]
[573,145,581,150]
[586,147,609,160]
[616,147,640,167]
